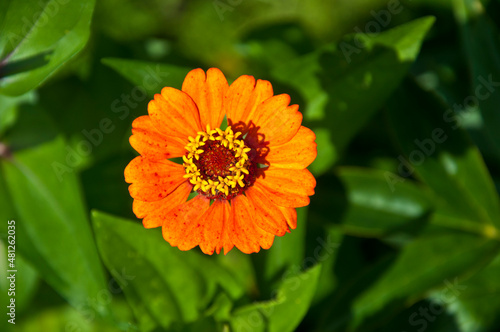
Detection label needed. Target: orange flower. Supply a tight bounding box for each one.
[124,68,317,255]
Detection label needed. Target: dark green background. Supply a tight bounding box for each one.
[1,0,500,331]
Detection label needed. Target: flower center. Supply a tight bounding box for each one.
[183,125,256,200]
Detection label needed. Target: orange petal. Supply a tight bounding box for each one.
[220,221,235,255]
[162,195,211,250]
[278,206,297,230]
[129,115,187,160]
[148,87,202,138]
[249,94,302,147]
[199,200,230,255]
[133,181,192,228]
[260,126,317,169]
[125,156,187,201]
[245,186,289,236]
[254,167,316,208]
[220,204,235,255]
[182,68,228,129]
[227,195,275,254]
[225,75,273,129]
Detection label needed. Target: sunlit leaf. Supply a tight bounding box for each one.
[386,79,500,227]
[230,264,321,332]
[444,252,500,331]
[333,167,434,238]
[92,210,247,331]
[253,207,308,290]
[0,0,96,96]
[0,134,109,314]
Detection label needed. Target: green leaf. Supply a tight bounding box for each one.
[350,77,500,330]
[386,79,500,228]
[271,50,328,123]
[0,0,96,96]
[92,210,247,331]
[253,207,308,291]
[5,301,133,332]
[0,135,108,313]
[213,250,257,304]
[271,16,435,174]
[351,232,500,329]
[101,58,191,96]
[318,16,435,149]
[444,252,500,331]
[454,0,500,164]
[334,167,434,238]
[230,264,321,332]
[309,128,338,175]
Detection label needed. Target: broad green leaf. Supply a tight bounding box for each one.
[253,207,308,291]
[317,16,435,149]
[0,133,108,313]
[386,79,500,227]
[333,167,434,238]
[309,128,338,175]
[213,249,257,303]
[454,0,500,164]
[4,301,133,332]
[425,212,500,240]
[230,264,321,332]
[101,58,191,96]
[0,0,96,96]
[92,210,202,331]
[271,51,328,122]
[353,78,500,330]
[271,16,435,174]
[351,231,500,328]
[92,210,246,331]
[444,252,500,331]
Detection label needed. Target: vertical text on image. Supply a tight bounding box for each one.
[6,220,17,325]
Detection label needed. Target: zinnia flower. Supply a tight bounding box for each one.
[124,68,317,254]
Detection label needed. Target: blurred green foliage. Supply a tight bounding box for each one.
[1,0,500,331]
